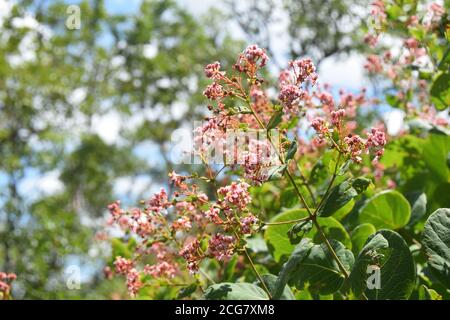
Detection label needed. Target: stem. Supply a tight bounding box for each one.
[263,216,310,226]
[312,217,349,278]
[243,247,272,300]
[245,91,350,286]
[246,102,313,216]
[296,163,317,206]
[313,152,342,216]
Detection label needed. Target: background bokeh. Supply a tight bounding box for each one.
[1,0,439,299]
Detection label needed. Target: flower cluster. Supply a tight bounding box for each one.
[0,272,16,299]
[108,168,257,296]
[363,1,448,127]
[277,58,317,115]
[208,234,235,261]
[106,41,403,299]
[217,181,252,210]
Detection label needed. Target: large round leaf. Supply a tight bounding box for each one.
[349,229,416,299]
[264,209,351,262]
[204,283,269,300]
[359,190,411,230]
[422,134,450,183]
[350,223,376,255]
[422,208,450,288]
[274,239,354,297]
[260,274,295,300]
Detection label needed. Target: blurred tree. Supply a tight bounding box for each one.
[226,0,369,66]
[0,0,241,298]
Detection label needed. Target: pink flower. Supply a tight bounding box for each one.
[208,233,235,261]
[205,206,222,224]
[366,127,386,148]
[317,92,335,110]
[331,109,346,126]
[344,134,365,163]
[203,82,224,100]
[148,188,170,213]
[0,281,10,295]
[387,179,397,189]
[114,256,134,275]
[179,239,202,273]
[371,0,386,25]
[243,44,268,67]
[204,61,224,79]
[175,201,195,214]
[289,58,318,85]
[172,216,192,231]
[240,215,259,234]
[168,171,187,188]
[126,268,143,297]
[108,200,124,219]
[241,139,276,185]
[144,262,177,278]
[366,127,386,163]
[364,34,378,47]
[278,84,306,109]
[311,117,329,135]
[429,3,445,20]
[364,55,383,73]
[194,117,228,155]
[278,69,291,86]
[217,181,252,210]
[0,272,16,296]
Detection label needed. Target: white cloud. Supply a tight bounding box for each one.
[91,111,122,145]
[383,109,405,136]
[113,175,153,199]
[319,54,368,89]
[19,170,64,198]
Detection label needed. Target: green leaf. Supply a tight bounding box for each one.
[422,133,450,183]
[318,180,357,217]
[177,284,198,299]
[265,209,309,261]
[223,256,238,282]
[285,139,297,162]
[430,72,450,110]
[349,230,416,300]
[275,239,354,297]
[267,164,287,181]
[385,94,401,109]
[418,284,442,300]
[422,208,450,288]
[406,192,427,227]
[259,274,295,300]
[229,105,252,114]
[265,209,351,262]
[266,110,283,129]
[359,190,411,229]
[350,223,376,255]
[204,283,269,300]
[111,238,135,260]
[333,199,355,221]
[318,177,370,217]
[273,239,313,299]
[287,220,313,244]
[351,177,371,194]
